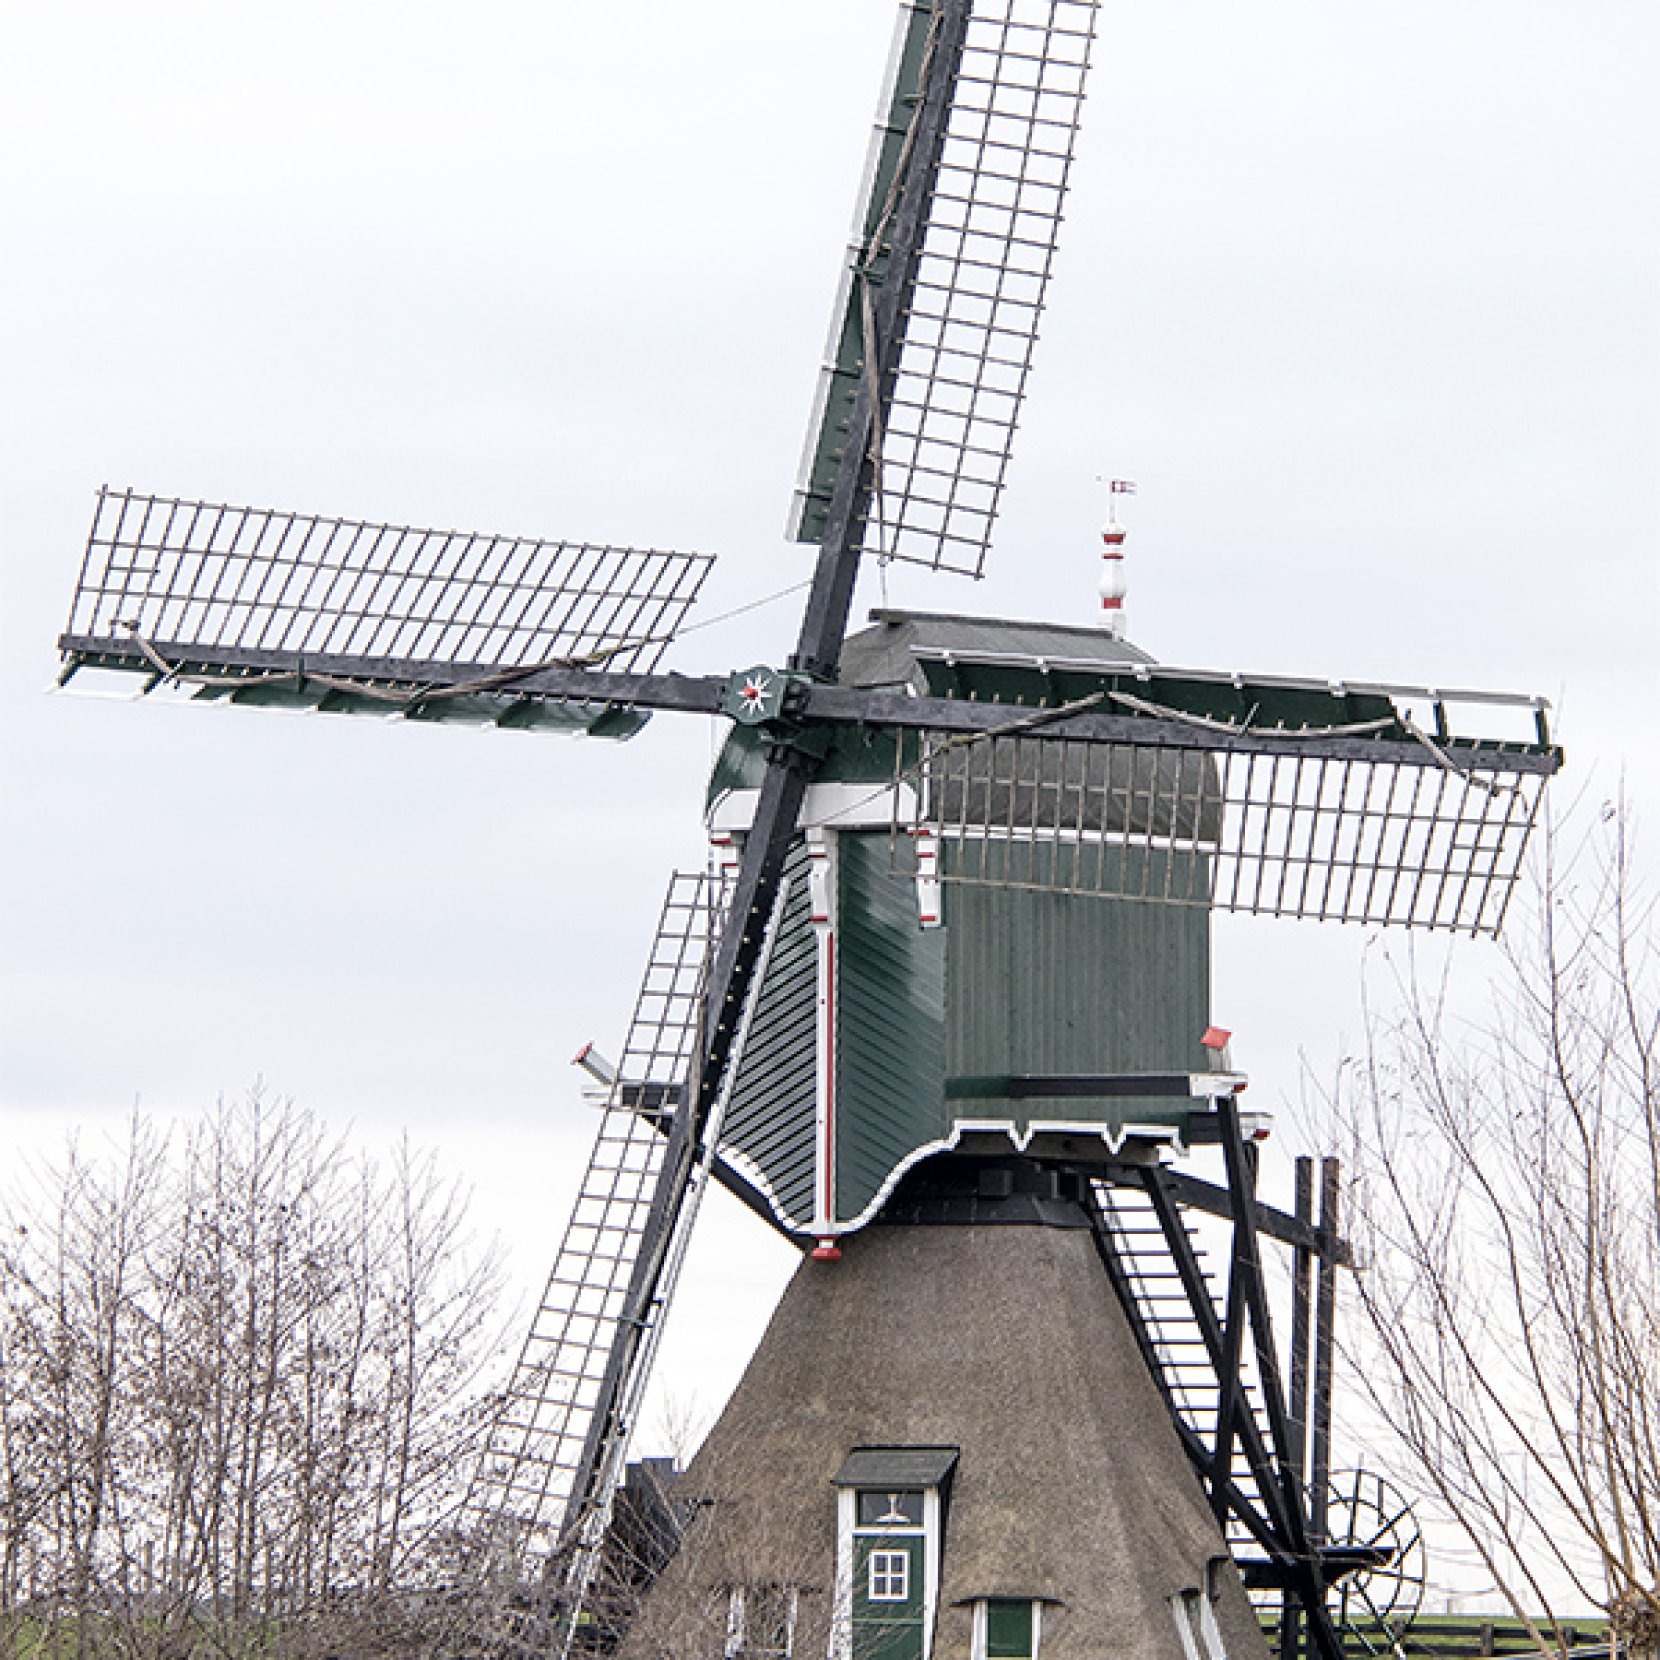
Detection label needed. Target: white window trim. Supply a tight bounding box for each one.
[1171,1588,1230,1660]
[868,1550,910,1603]
[970,1597,1042,1660]
[725,1584,800,1660]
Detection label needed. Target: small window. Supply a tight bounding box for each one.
[726,1585,799,1659]
[974,1599,1039,1660]
[857,1490,925,1528]
[833,1448,956,1660]
[868,1551,911,1603]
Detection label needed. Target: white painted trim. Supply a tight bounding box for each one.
[913,826,942,928]
[970,1598,1042,1660]
[868,1550,910,1602]
[717,1109,1255,1239]
[836,1482,943,1660]
[832,1487,855,1660]
[1171,1589,1230,1660]
[807,829,839,1234]
[906,645,1550,713]
[708,827,743,885]
[708,779,923,836]
[725,1584,802,1660]
[922,1486,943,1655]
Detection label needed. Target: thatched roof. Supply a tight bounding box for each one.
[621,1219,1267,1660]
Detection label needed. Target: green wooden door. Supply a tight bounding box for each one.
[852,1533,925,1660]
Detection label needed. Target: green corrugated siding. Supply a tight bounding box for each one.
[834,834,948,1220]
[942,843,1210,1132]
[720,849,819,1227]
[716,829,1213,1233]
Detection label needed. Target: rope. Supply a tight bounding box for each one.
[1107,688,1523,794]
[118,619,1519,803]
[110,575,814,714]
[815,692,1108,829]
[119,621,653,698]
[1107,687,1394,740]
[1400,718,1519,797]
[672,578,810,638]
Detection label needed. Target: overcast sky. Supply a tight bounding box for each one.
[2,0,1656,1583]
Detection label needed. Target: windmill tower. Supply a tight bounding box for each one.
[54,2,1561,1658]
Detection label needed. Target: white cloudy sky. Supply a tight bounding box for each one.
[2,0,1656,1569]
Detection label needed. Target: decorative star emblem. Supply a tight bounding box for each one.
[723,665,787,725]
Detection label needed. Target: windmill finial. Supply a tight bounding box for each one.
[1098,477,1136,637]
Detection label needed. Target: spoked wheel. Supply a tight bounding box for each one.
[1324,1469,1426,1655]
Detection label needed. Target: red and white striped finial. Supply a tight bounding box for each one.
[1099,478,1135,637]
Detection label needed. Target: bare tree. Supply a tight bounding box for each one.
[0,1091,507,1658]
[1333,803,1658,1658]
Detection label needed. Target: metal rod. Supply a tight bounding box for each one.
[1312,1157,1341,1550]
[1211,1145,1255,1528]
[1290,1155,1315,1484]
[1282,1157,1316,1660]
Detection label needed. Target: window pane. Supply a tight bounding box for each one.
[727,1586,798,1659]
[857,1489,925,1526]
[869,1551,911,1602]
[751,1588,795,1655]
[987,1599,1034,1659]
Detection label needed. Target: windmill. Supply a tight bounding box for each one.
[55,2,1561,1658]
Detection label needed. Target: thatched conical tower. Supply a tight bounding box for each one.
[622,1170,1266,1660]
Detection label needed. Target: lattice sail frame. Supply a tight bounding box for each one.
[66,488,714,678]
[791,0,1101,576]
[900,730,1550,935]
[458,872,723,1579]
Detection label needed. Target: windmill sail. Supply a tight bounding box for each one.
[47,0,1571,1650]
[845,623,1557,935]
[911,725,1549,934]
[449,872,724,1654]
[59,488,716,735]
[789,0,1101,576]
